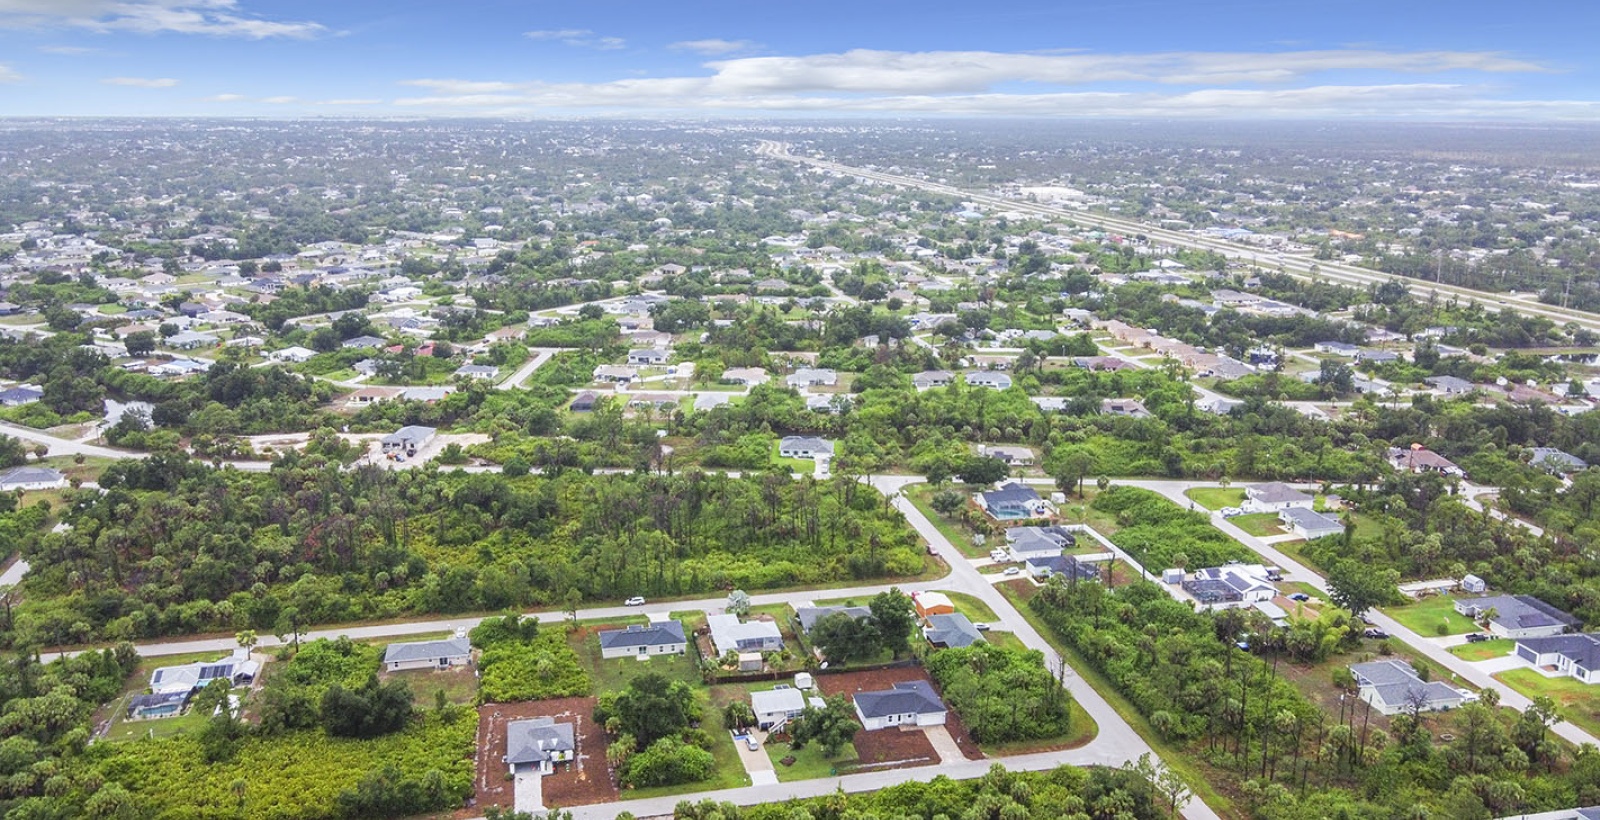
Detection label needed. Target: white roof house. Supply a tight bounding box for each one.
[0,466,67,492]
[707,614,783,657]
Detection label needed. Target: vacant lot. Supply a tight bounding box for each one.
[1185,487,1245,511]
[1384,596,1481,637]
[385,664,479,707]
[1229,513,1286,537]
[474,696,615,811]
[941,591,999,623]
[1495,669,1600,738]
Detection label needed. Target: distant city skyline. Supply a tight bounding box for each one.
[0,0,1596,119]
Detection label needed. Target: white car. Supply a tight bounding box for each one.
[623,596,646,607]
[1003,567,1021,576]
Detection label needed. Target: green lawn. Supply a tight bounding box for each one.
[1229,513,1286,537]
[1449,639,1514,662]
[386,666,479,707]
[984,631,1026,652]
[941,591,999,624]
[769,442,816,473]
[1184,487,1245,511]
[102,702,213,742]
[1496,668,1600,738]
[904,484,983,558]
[766,739,857,781]
[570,621,698,695]
[1383,596,1482,637]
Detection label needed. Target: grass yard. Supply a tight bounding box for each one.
[769,442,817,473]
[386,665,479,707]
[984,631,1027,652]
[1496,668,1600,738]
[766,739,857,782]
[101,701,214,742]
[904,484,983,558]
[1185,487,1246,511]
[940,591,999,623]
[1229,513,1286,537]
[570,622,698,695]
[1449,638,1515,662]
[1383,596,1482,637]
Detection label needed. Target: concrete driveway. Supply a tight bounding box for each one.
[734,733,777,786]
[512,772,543,814]
[921,724,964,764]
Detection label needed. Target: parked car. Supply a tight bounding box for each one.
[1289,593,1311,602]
[746,736,759,751]
[1364,628,1389,639]
[974,623,992,632]
[1220,507,1243,517]
[989,549,1008,562]
[1465,633,1491,643]
[1003,567,1021,576]
[623,596,646,606]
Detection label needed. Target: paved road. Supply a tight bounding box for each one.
[1106,478,1599,751]
[496,347,559,391]
[0,421,145,460]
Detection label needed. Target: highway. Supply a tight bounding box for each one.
[754,140,1600,335]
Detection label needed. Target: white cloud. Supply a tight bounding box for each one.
[315,98,381,106]
[670,38,757,56]
[523,28,624,50]
[37,44,98,54]
[202,92,245,101]
[260,95,296,104]
[103,76,178,87]
[0,1,326,39]
[393,46,1573,119]
[0,63,19,83]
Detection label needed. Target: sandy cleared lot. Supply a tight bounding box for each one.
[814,666,984,770]
[472,697,617,813]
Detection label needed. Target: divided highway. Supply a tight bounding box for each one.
[755,140,1600,335]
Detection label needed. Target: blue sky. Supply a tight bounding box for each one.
[0,0,1596,119]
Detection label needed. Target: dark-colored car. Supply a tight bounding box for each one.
[1465,633,1491,643]
[1289,593,1311,602]
[1363,628,1389,639]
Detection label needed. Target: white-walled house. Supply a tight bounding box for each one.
[382,636,471,671]
[852,681,948,730]
[597,622,687,660]
[779,436,834,460]
[1513,634,1600,684]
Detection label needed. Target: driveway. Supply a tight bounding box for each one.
[512,772,543,814]
[1472,655,1528,674]
[735,733,777,786]
[921,724,964,764]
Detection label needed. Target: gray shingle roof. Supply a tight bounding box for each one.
[382,637,470,664]
[854,681,945,719]
[597,622,686,650]
[505,717,574,765]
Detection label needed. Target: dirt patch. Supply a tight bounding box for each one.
[471,697,617,813]
[814,666,984,767]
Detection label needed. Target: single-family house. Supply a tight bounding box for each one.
[1426,375,1475,395]
[1455,595,1579,639]
[923,613,986,649]
[786,368,838,388]
[166,330,220,350]
[0,466,67,492]
[570,391,599,412]
[268,345,317,364]
[149,358,212,378]
[911,591,955,619]
[0,386,44,406]
[597,622,687,659]
[402,386,456,403]
[978,444,1035,466]
[1357,349,1400,364]
[382,636,471,671]
[1026,554,1099,583]
[913,370,954,390]
[750,687,816,730]
[853,681,948,730]
[504,717,575,774]
[627,349,670,367]
[1513,633,1600,684]
[1245,482,1314,513]
[964,372,1013,390]
[795,606,870,635]
[593,365,638,384]
[1183,565,1279,609]
[1314,341,1360,357]
[1530,447,1588,475]
[1279,507,1345,540]
[1388,446,1466,477]
[720,367,769,386]
[1198,395,1246,415]
[381,425,436,455]
[1101,398,1151,418]
[342,335,388,349]
[346,386,402,406]
[127,691,190,720]
[453,364,500,380]
[1351,660,1471,715]
[976,482,1050,520]
[149,650,258,696]
[779,436,834,460]
[707,614,784,657]
[1005,525,1076,562]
